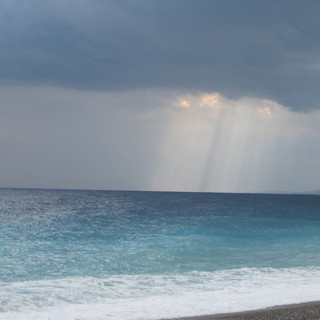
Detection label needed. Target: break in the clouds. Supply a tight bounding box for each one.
[1,86,319,193]
[1,0,320,111]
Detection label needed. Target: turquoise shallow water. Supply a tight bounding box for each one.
[0,189,320,319]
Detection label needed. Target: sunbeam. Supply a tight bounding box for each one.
[150,92,318,193]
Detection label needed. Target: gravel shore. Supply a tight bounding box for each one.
[165,301,320,320]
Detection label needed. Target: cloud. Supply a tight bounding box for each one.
[1,1,320,110]
[0,86,319,192]
[150,91,320,192]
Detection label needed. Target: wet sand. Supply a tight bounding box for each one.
[165,301,320,320]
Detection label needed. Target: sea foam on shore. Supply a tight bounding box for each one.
[1,267,320,320]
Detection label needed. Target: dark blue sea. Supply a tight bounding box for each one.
[1,189,320,320]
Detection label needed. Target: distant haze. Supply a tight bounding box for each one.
[0,1,319,193]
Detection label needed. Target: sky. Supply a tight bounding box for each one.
[0,0,320,193]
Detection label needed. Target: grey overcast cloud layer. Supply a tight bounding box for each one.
[1,0,320,192]
[1,0,320,111]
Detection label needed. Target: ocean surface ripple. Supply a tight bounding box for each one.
[0,189,320,320]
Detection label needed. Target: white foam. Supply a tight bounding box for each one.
[1,266,320,320]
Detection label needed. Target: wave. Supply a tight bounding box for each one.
[1,266,320,320]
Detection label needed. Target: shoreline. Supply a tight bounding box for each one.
[165,301,320,320]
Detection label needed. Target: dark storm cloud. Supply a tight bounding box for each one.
[1,0,320,110]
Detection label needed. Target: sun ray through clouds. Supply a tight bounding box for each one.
[150,92,300,193]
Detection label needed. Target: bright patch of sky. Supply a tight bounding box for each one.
[1,86,319,192]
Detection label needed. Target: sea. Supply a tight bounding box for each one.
[1,188,320,320]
